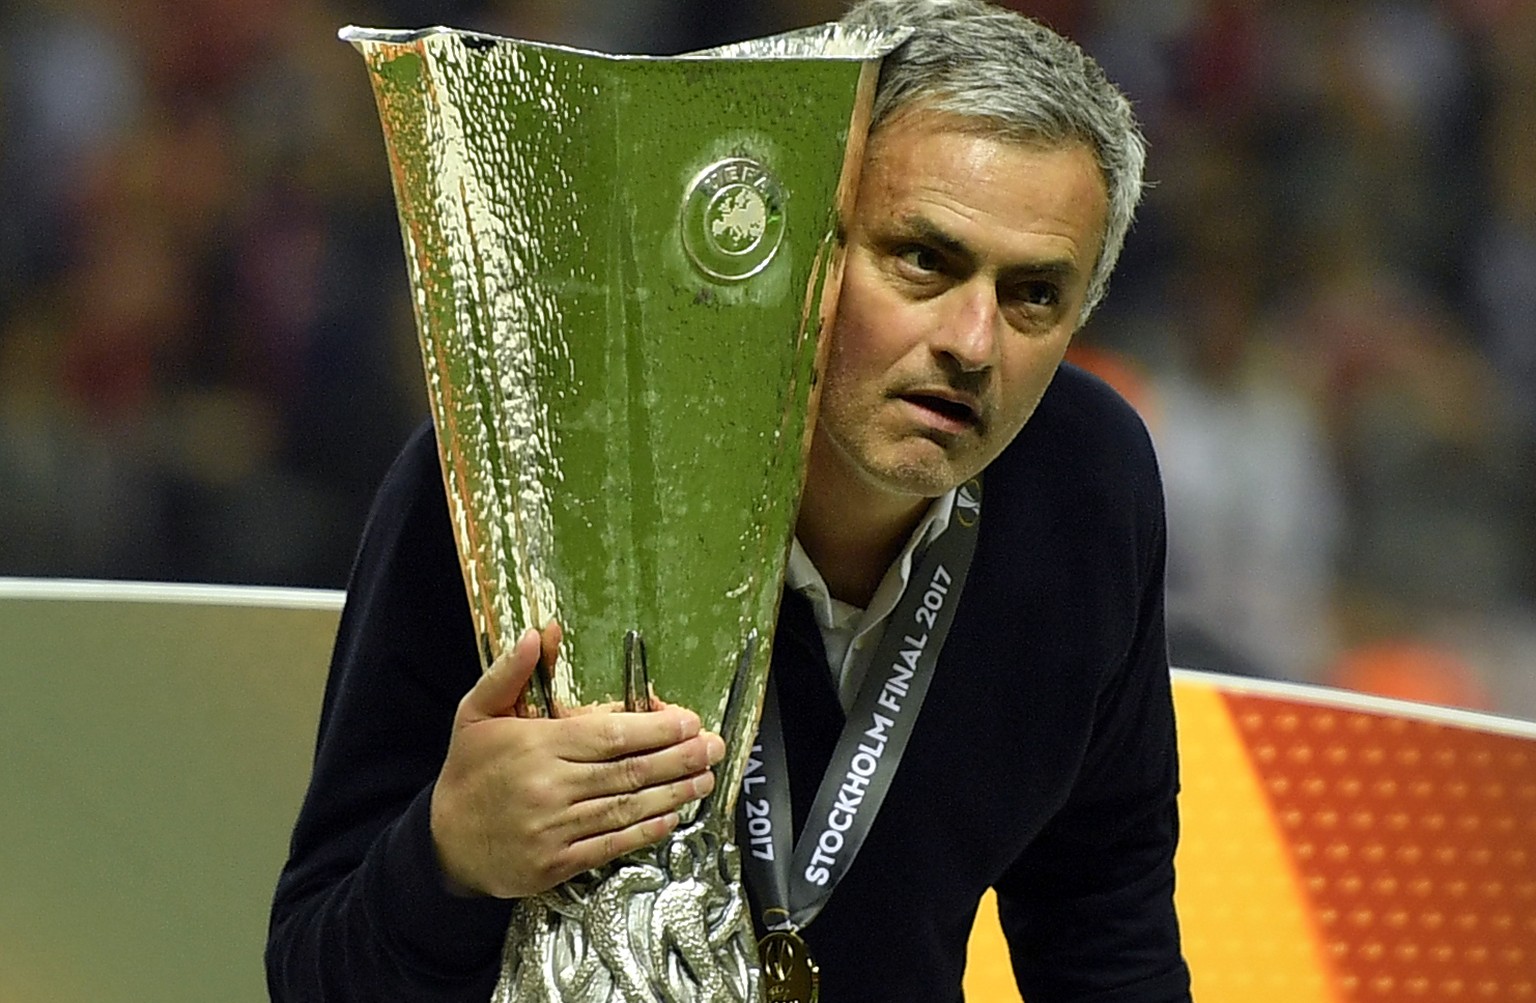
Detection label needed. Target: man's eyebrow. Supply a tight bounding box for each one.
[1001,258,1080,283]
[890,215,973,260]
[891,214,1084,282]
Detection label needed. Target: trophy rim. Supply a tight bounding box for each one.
[337,22,911,64]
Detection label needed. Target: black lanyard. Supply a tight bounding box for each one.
[739,476,982,931]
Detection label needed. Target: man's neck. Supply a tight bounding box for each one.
[796,446,930,609]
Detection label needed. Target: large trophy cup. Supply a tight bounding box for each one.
[343,22,905,1002]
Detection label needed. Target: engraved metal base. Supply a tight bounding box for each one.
[493,820,762,1003]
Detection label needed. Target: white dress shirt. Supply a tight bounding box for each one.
[784,488,956,712]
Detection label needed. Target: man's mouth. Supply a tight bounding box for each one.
[895,391,982,431]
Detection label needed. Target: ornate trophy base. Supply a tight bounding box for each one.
[495,820,761,1003]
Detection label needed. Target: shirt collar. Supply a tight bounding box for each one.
[786,487,957,626]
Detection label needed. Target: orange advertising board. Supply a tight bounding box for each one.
[966,670,1536,1002]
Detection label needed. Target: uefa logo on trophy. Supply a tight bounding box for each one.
[681,158,788,283]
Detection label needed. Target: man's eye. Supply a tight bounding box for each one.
[895,246,942,273]
[1012,281,1059,308]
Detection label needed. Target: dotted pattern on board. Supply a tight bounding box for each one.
[1227,694,1536,1000]
[1174,683,1342,1002]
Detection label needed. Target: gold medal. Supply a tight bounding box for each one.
[759,929,820,1003]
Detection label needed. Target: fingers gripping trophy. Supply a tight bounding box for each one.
[342,22,907,1003]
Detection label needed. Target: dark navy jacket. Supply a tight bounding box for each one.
[267,364,1191,1002]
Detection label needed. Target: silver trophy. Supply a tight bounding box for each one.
[342,23,905,1002]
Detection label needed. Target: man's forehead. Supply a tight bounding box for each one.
[861,118,1107,213]
[869,103,1092,158]
[865,110,1106,201]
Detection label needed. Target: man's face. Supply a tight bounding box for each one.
[812,110,1109,503]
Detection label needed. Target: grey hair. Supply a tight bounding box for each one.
[841,0,1147,324]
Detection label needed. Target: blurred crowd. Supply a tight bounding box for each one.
[1,0,1533,717]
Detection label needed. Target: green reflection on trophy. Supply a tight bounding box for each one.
[343,22,903,1001]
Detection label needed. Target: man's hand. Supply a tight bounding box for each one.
[429,624,725,899]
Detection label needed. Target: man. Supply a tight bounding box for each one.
[268,1,1189,1000]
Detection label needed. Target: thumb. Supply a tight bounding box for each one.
[460,628,541,722]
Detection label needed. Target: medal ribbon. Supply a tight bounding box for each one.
[738,477,982,931]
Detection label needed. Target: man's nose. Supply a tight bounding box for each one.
[934,281,1000,372]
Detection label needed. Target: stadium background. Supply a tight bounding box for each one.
[5,0,1533,716]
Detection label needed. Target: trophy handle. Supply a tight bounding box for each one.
[624,631,654,713]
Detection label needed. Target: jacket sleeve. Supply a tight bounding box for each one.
[994,406,1192,1003]
[266,423,514,1002]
